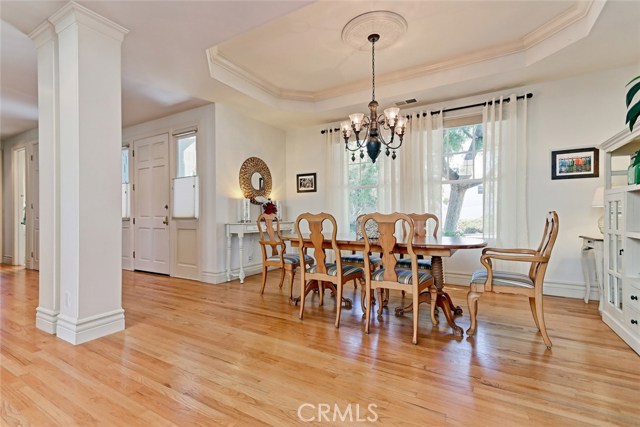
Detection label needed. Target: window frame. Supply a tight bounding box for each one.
[172,129,199,220]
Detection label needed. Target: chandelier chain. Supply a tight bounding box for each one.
[371,39,375,101]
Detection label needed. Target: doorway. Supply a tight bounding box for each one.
[133,134,170,275]
[13,147,26,266]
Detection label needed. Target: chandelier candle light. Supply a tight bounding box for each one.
[341,33,407,163]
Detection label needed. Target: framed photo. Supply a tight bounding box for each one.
[296,173,317,193]
[551,147,599,180]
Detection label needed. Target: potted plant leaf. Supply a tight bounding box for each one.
[627,75,640,132]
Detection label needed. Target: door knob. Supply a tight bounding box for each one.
[163,216,169,225]
[165,204,168,210]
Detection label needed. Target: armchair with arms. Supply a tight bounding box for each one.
[467,211,559,348]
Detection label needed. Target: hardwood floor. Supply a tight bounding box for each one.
[1,265,639,426]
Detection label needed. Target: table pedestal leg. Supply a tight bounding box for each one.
[292,280,352,309]
[394,256,463,336]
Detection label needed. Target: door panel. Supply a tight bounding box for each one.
[134,134,170,274]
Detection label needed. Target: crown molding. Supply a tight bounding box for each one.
[49,1,129,41]
[207,0,604,108]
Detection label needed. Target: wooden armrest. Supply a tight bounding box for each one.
[481,253,548,263]
[482,247,537,255]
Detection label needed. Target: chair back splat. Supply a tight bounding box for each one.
[257,213,313,301]
[295,213,364,328]
[361,212,436,345]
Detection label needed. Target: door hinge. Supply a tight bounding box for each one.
[30,155,34,161]
[133,218,135,225]
[133,251,135,259]
[31,203,33,209]
[31,252,34,258]
[132,150,135,157]
[133,184,135,191]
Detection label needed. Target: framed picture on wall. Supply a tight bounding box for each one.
[551,147,599,180]
[296,173,317,193]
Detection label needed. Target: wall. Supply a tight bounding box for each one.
[120,102,287,284]
[1,128,39,265]
[122,104,215,280]
[208,103,288,283]
[284,64,637,299]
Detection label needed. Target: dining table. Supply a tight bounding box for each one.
[281,232,487,336]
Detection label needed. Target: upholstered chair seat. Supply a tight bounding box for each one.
[307,263,364,277]
[395,257,432,270]
[470,270,534,288]
[340,254,382,265]
[267,254,315,265]
[372,269,432,285]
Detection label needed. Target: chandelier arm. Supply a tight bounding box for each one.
[383,135,404,151]
[344,139,365,153]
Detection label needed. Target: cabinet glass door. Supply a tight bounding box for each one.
[604,194,624,311]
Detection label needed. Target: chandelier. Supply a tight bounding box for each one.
[341,33,407,163]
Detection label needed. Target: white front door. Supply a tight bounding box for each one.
[133,134,170,274]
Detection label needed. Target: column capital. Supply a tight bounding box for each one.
[29,21,56,48]
[49,1,128,42]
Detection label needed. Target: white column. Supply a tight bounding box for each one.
[41,2,128,344]
[30,23,60,334]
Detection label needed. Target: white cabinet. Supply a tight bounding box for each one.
[600,127,640,355]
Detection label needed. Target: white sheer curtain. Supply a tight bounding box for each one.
[378,111,443,234]
[483,95,529,255]
[324,128,349,232]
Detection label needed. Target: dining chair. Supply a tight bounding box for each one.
[340,214,383,275]
[361,213,437,344]
[396,213,439,270]
[257,213,313,302]
[295,213,365,328]
[340,214,383,310]
[466,211,559,349]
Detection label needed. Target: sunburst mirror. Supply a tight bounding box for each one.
[239,157,272,204]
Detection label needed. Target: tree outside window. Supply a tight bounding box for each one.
[442,123,484,236]
[347,156,378,233]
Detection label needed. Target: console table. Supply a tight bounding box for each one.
[579,235,604,309]
[225,221,294,283]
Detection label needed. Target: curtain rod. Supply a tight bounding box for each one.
[320,92,533,134]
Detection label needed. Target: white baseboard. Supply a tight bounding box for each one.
[201,263,265,284]
[56,309,125,345]
[36,306,59,334]
[2,255,13,264]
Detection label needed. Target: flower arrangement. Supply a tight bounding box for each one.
[255,196,278,215]
[263,201,277,215]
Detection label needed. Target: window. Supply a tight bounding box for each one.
[441,123,484,236]
[347,155,379,233]
[177,133,197,178]
[172,131,199,219]
[121,147,130,219]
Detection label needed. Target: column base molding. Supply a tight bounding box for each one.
[35,307,59,334]
[56,309,125,345]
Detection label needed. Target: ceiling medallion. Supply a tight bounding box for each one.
[341,10,408,51]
